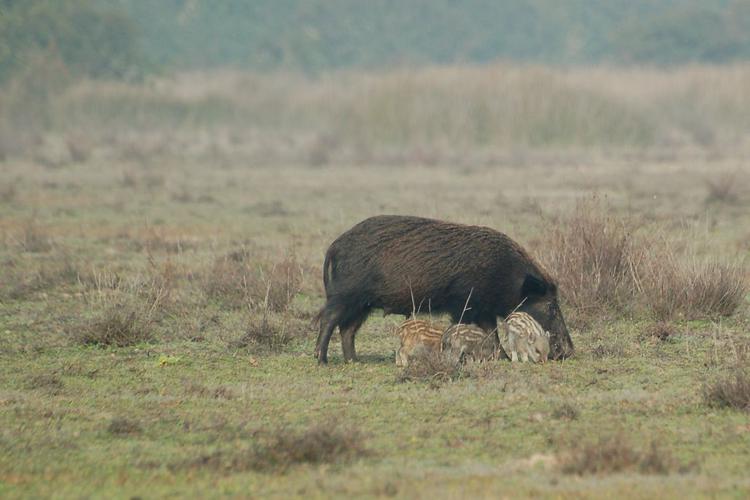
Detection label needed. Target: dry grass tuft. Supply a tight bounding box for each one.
[175,424,368,473]
[542,196,638,318]
[591,340,627,359]
[641,252,748,320]
[26,373,65,394]
[0,182,18,204]
[705,172,740,205]
[0,253,81,300]
[183,380,236,400]
[18,219,53,253]
[552,402,580,420]
[397,348,463,386]
[230,312,306,353]
[644,321,679,342]
[65,135,92,163]
[704,368,750,412]
[107,417,143,436]
[542,196,748,322]
[247,424,368,472]
[202,250,303,311]
[76,301,155,347]
[560,433,676,475]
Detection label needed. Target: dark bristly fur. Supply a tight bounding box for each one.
[315,215,573,364]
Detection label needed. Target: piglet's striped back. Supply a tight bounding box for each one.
[395,319,443,367]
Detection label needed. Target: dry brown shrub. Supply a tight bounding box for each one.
[643,321,679,342]
[639,249,748,320]
[77,303,154,347]
[704,368,750,412]
[108,417,143,436]
[591,339,627,359]
[0,182,18,204]
[65,135,92,163]
[0,253,81,300]
[182,379,236,400]
[552,402,580,420]
[231,312,307,353]
[541,196,639,318]
[174,424,368,473]
[18,219,53,253]
[26,373,65,394]
[560,433,676,475]
[397,348,463,386]
[140,257,179,309]
[247,425,368,472]
[705,172,740,205]
[202,250,303,311]
[542,196,747,322]
[120,170,138,188]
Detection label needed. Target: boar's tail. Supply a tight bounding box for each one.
[322,247,336,293]
[313,248,337,328]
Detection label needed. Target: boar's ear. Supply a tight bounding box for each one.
[521,274,548,297]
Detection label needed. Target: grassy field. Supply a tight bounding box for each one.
[1,68,750,498]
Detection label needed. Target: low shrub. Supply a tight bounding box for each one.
[560,432,676,475]
[541,196,747,322]
[107,417,143,436]
[230,312,306,353]
[397,348,463,386]
[173,424,368,473]
[552,402,580,420]
[541,196,639,317]
[202,249,303,311]
[76,301,154,347]
[704,368,750,412]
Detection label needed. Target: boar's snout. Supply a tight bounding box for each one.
[545,300,573,360]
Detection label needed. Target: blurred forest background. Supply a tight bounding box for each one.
[2,0,750,163]
[4,0,750,79]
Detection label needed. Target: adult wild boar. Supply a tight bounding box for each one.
[314,215,573,364]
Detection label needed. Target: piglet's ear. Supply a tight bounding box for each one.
[521,274,548,297]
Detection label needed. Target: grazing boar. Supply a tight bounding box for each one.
[441,323,500,364]
[394,318,443,367]
[315,215,573,364]
[503,312,551,363]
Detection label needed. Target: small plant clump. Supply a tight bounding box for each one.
[76,303,154,347]
[173,424,368,473]
[26,373,65,394]
[231,313,306,353]
[397,348,464,386]
[644,321,678,342]
[704,369,750,412]
[541,196,748,322]
[560,433,677,475]
[552,402,580,420]
[107,417,143,437]
[247,425,368,472]
[202,250,303,311]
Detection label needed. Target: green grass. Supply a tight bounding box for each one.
[1,320,749,497]
[0,150,749,497]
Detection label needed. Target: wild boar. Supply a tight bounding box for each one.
[314,215,573,364]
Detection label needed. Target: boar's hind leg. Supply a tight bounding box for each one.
[315,303,343,364]
[340,314,367,362]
